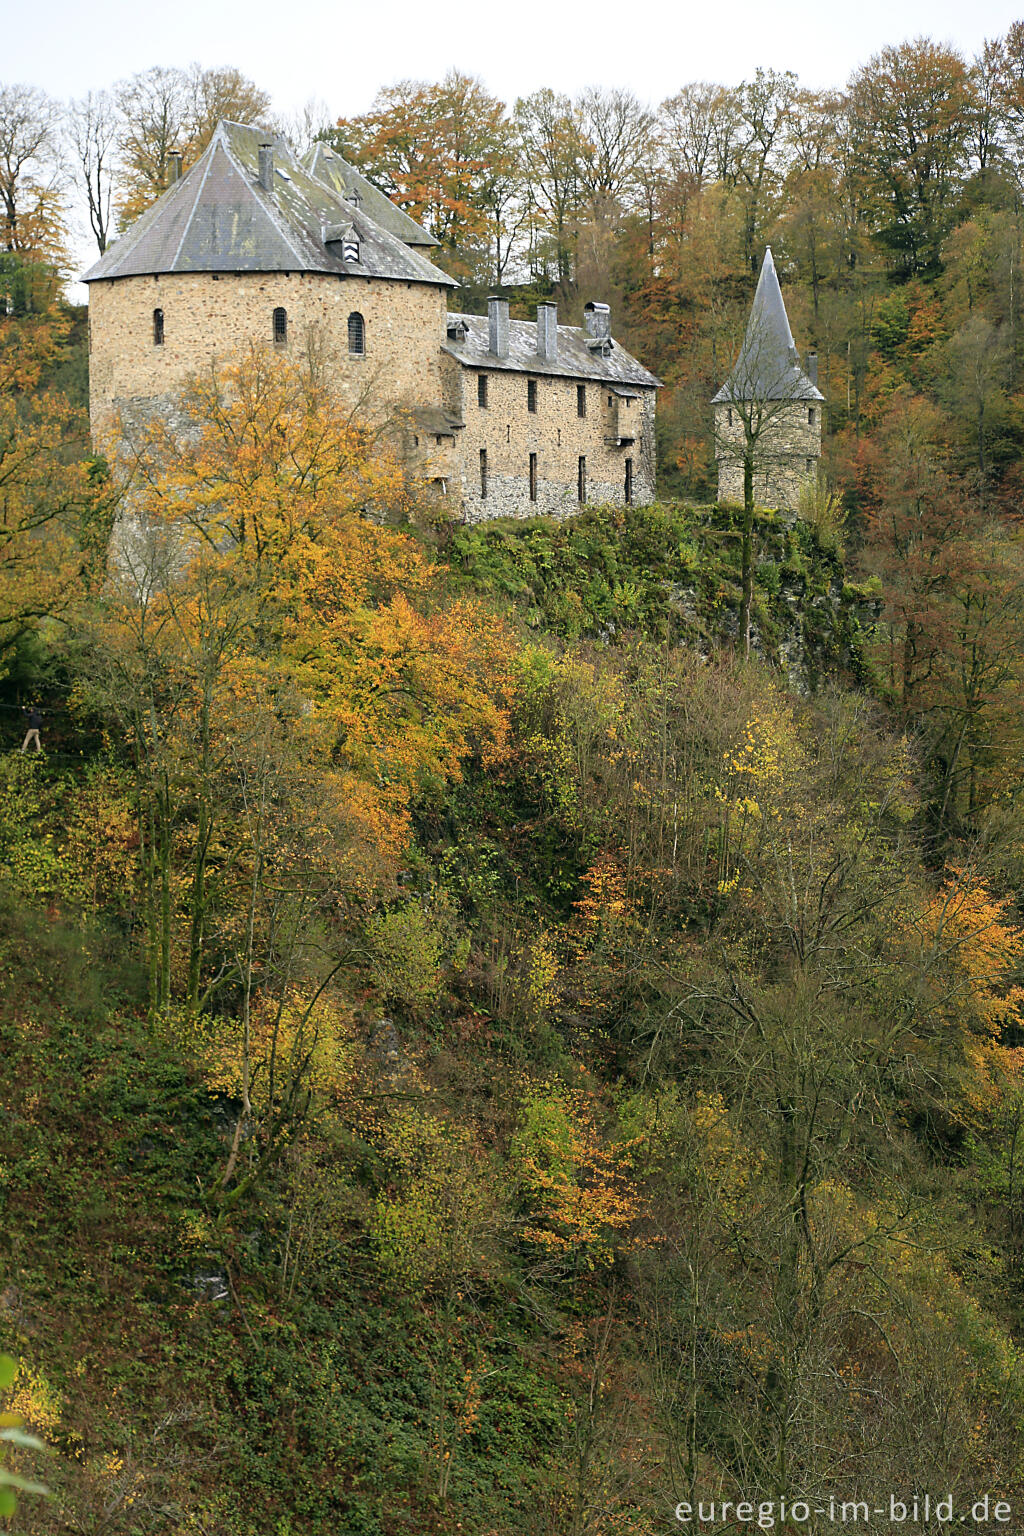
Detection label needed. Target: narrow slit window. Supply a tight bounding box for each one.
[478,374,488,408]
[273,307,287,345]
[577,384,586,417]
[578,456,586,504]
[153,308,164,346]
[727,407,733,427]
[529,452,538,502]
[348,311,365,354]
[527,378,537,414]
[480,448,487,499]
[625,457,633,505]
[808,406,816,425]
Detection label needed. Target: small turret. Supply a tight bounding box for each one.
[712,247,824,512]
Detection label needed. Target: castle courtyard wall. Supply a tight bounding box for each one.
[445,360,656,521]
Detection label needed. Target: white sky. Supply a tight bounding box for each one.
[6,0,1022,296]
[6,0,1023,117]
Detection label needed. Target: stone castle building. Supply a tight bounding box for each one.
[712,247,823,512]
[84,121,659,521]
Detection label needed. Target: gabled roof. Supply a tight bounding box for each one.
[82,121,456,288]
[304,142,439,250]
[443,313,660,389]
[712,247,823,403]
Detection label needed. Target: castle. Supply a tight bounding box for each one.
[84,121,660,521]
[712,247,823,511]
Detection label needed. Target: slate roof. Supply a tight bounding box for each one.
[82,121,456,288]
[712,247,823,403]
[443,312,660,389]
[304,142,439,250]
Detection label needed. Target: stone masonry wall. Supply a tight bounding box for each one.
[88,271,450,436]
[714,400,821,511]
[446,359,657,523]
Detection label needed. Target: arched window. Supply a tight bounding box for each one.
[273,307,287,345]
[153,308,164,346]
[348,311,365,355]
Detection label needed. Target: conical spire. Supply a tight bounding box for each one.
[712,247,823,403]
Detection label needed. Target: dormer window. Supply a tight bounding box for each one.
[273,307,287,345]
[446,319,468,342]
[153,308,164,346]
[348,311,365,355]
[341,225,359,263]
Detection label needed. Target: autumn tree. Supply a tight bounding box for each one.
[847,39,978,276]
[0,83,66,263]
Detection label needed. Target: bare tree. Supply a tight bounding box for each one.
[67,90,119,254]
[713,246,822,654]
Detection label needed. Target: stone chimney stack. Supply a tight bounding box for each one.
[806,351,818,387]
[168,149,183,184]
[537,301,558,362]
[488,295,510,359]
[258,143,275,192]
[583,300,611,341]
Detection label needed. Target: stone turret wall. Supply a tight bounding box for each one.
[714,399,822,512]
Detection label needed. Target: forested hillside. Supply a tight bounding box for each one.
[3,30,1024,1536]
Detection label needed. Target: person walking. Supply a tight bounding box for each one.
[20,706,43,753]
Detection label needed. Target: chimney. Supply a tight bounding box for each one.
[487,295,509,359]
[536,301,558,363]
[806,351,818,387]
[257,143,274,192]
[168,149,183,184]
[583,300,611,342]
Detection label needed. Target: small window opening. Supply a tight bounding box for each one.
[577,384,586,417]
[348,311,365,354]
[153,308,164,346]
[625,457,633,505]
[529,452,538,502]
[273,307,287,345]
[808,406,816,425]
[478,374,488,408]
[806,457,814,472]
[506,423,510,443]
[727,407,733,427]
[480,449,487,499]
[578,456,586,504]
[527,378,537,414]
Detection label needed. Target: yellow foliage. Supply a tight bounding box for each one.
[511,1080,647,1265]
[1,1363,61,1438]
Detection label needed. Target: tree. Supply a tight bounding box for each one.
[514,89,586,285]
[847,39,977,276]
[66,90,119,254]
[714,247,820,652]
[0,83,65,262]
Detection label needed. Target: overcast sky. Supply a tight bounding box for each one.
[7,0,1024,116]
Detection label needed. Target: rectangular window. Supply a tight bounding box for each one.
[578,456,586,504]
[625,457,633,505]
[727,408,733,427]
[529,452,538,502]
[577,384,586,417]
[480,449,487,499]
[808,407,816,425]
[478,374,488,408]
[806,457,814,471]
[527,378,537,414]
